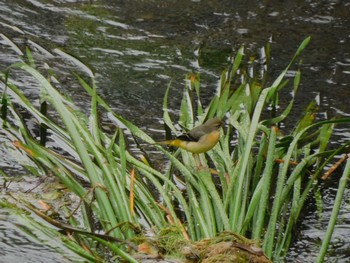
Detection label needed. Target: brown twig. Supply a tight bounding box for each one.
[321,154,350,180]
[274,159,298,166]
[11,193,138,250]
[129,168,135,216]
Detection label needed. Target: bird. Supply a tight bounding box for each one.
[157,117,223,155]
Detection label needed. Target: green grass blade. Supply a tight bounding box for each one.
[0,34,24,56]
[89,79,102,146]
[13,63,125,237]
[198,179,216,236]
[187,181,211,239]
[251,126,277,239]
[199,169,230,231]
[162,81,177,133]
[53,49,94,78]
[316,157,350,263]
[227,86,271,231]
[179,88,194,128]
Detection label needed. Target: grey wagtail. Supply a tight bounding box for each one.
[157,118,223,154]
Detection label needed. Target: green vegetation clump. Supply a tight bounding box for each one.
[1,36,350,263]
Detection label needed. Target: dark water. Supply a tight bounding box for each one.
[0,0,350,262]
[0,207,83,263]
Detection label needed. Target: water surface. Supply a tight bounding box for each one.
[0,0,350,262]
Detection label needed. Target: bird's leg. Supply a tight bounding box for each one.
[192,153,204,169]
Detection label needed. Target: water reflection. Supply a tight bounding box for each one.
[287,184,350,263]
[0,208,84,263]
[0,0,350,262]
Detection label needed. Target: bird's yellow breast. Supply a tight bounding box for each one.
[179,130,220,153]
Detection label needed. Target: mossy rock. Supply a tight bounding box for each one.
[133,231,271,263]
[182,232,271,263]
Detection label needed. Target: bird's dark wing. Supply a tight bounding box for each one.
[175,118,222,142]
[176,132,199,142]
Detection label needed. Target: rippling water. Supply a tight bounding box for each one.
[0,0,350,262]
[0,208,84,263]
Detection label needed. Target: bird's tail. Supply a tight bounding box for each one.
[155,139,183,148]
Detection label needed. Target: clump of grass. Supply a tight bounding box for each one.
[182,232,270,263]
[1,36,350,262]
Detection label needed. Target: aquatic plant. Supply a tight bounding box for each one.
[1,36,349,262]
